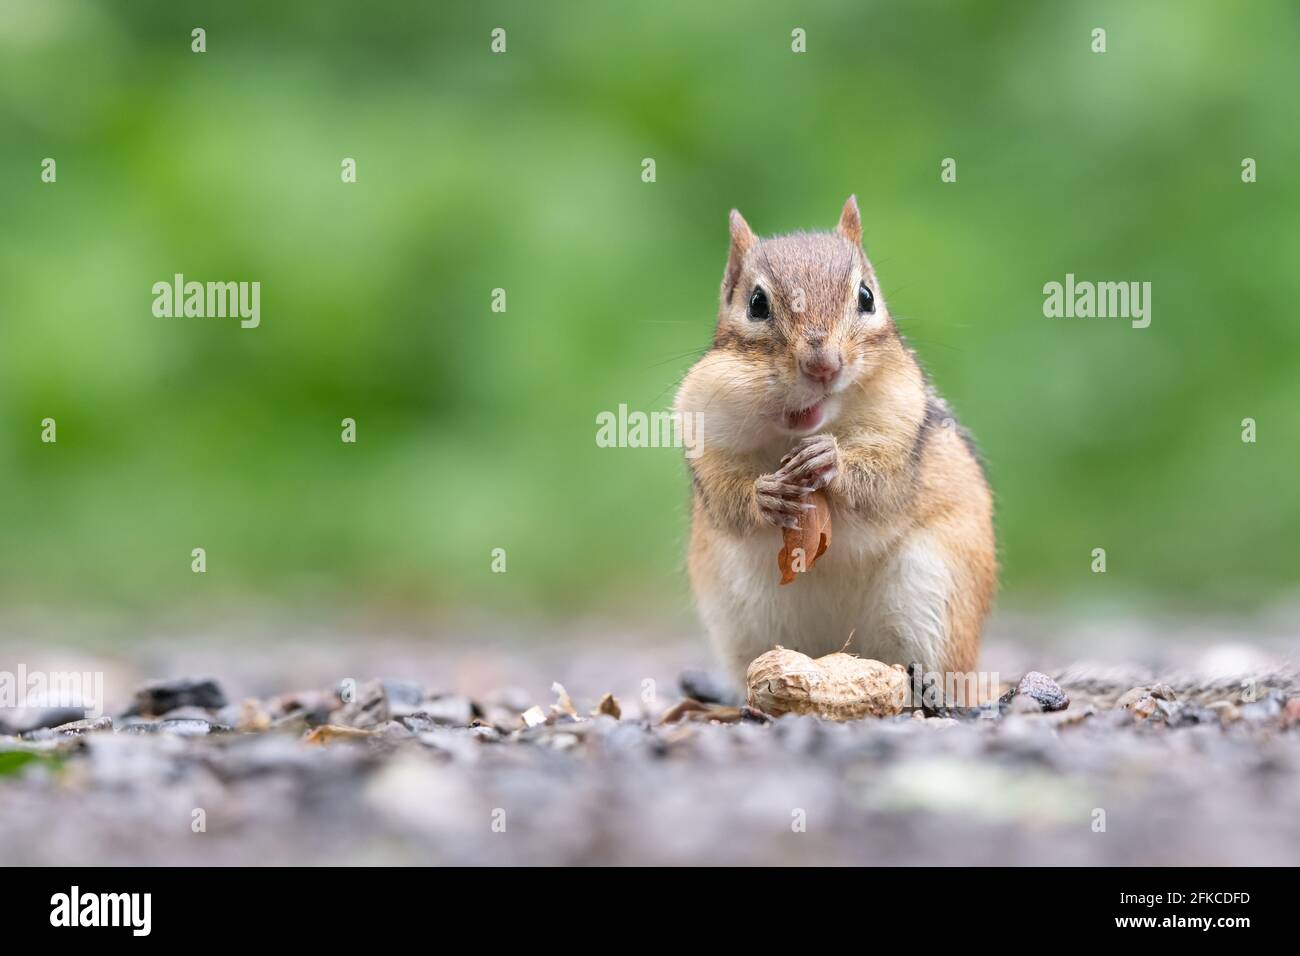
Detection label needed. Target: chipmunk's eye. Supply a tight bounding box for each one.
[747,286,771,321]
[857,280,875,314]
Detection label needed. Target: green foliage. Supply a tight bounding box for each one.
[0,750,62,777]
[1,1,1296,616]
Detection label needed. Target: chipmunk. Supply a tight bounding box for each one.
[675,197,996,687]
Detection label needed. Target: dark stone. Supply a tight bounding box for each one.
[124,678,227,718]
[13,707,87,734]
[678,669,741,706]
[1011,671,1069,712]
[53,716,113,736]
[20,716,113,740]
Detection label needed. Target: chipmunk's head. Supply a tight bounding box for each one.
[712,196,898,437]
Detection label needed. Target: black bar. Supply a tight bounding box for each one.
[1,866,1284,941]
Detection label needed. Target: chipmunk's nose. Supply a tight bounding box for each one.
[799,350,842,385]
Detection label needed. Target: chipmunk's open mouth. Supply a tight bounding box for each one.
[783,401,825,433]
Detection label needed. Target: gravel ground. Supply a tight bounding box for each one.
[2,612,1298,866]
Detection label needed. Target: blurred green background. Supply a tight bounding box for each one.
[1,0,1297,624]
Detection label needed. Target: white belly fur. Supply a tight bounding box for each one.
[696,513,954,684]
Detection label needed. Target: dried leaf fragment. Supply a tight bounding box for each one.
[590,693,622,719]
[304,724,377,745]
[659,698,711,724]
[777,490,832,584]
[660,698,745,725]
[550,682,577,719]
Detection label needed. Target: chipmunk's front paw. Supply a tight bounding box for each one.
[775,433,840,490]
[755,473,815,531]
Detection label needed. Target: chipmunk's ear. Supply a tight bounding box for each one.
[836,195,862,246]
[722,209,757,305]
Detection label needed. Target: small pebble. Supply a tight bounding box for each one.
[1006,694,1043,715]
[1116,686,1152,709]
[1283,698,1300,728]
[1154,697,1181,720]
[1208,700,1241,724]
[157,718,227,736]
[21,716,113,740]
[1129,696,1157,720]
[331,679,389,729]
[1240,691,1286,723]
[1013,671,1069,712]
[381,679,426,716]
[416,695,476,727]
[1150,683,1178,702]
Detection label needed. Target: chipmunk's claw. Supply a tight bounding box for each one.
[755,473,814,528]
[775,433,840,491]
